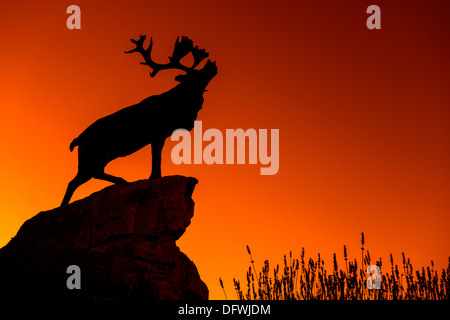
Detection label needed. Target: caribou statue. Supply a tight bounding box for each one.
[61,35,217,206]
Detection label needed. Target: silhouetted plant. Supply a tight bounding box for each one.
[225,234,449,300]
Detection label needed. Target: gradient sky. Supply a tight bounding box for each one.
[1,0,449,299]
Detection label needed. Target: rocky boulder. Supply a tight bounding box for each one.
[0,175,208,300]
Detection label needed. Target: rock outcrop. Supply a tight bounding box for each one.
[0,175,208,300]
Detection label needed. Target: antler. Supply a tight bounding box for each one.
[125,35,209,77]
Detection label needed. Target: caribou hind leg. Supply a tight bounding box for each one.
[61,172,92,207]
[93,172,127,184]
[60,171,126,207]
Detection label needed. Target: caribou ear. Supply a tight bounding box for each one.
[175,74,188,82]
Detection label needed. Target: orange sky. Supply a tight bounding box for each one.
[0,0,449,299]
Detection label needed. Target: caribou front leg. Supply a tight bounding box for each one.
[150,136,165,180]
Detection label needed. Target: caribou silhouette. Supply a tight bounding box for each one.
[61,35,217,206]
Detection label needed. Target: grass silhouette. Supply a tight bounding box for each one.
[223,233,449,300]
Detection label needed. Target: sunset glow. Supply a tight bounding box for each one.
[0,0,449,299]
